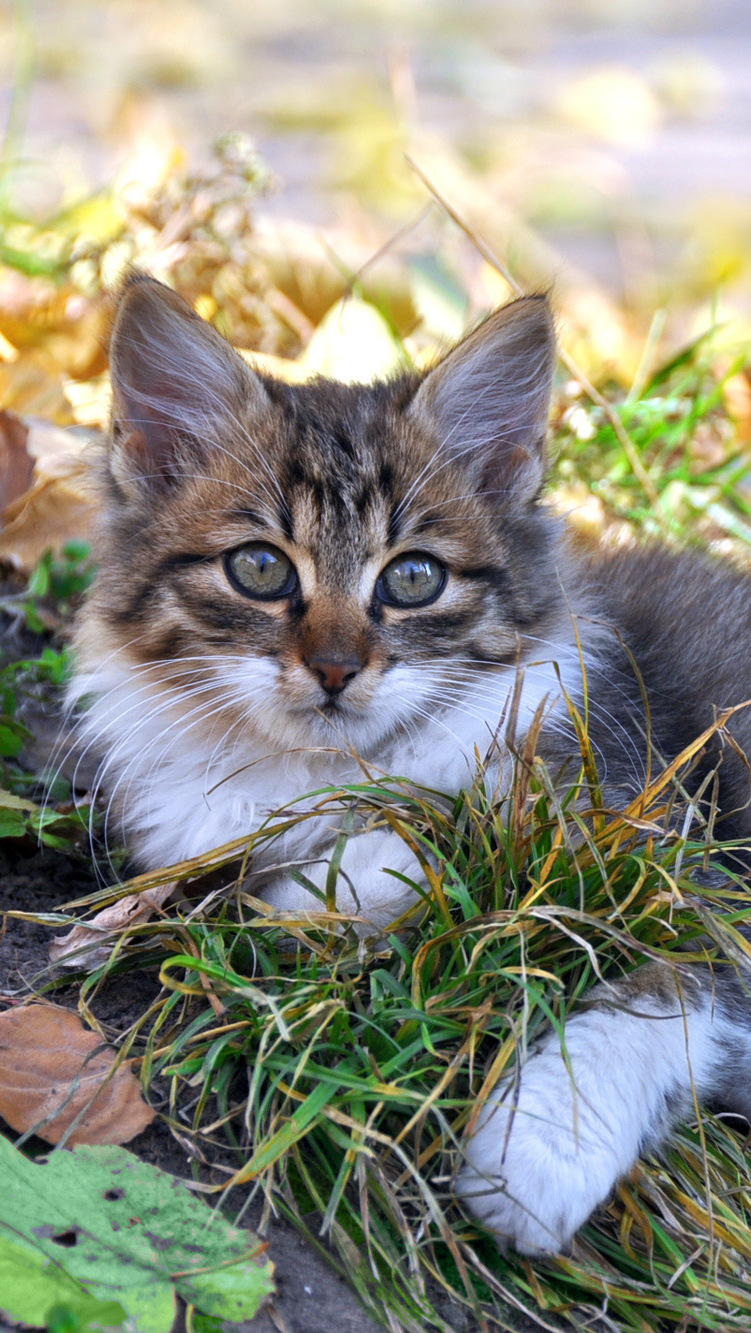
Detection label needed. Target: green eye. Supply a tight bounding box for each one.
[225,543,297,600]
[376,552,446,608]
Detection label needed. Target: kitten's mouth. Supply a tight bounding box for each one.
[288,698,348,719]
[289,696,369,730]
[312,696,366,727]
[317,698,346,717]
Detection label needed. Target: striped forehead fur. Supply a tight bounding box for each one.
[93,285,562,678]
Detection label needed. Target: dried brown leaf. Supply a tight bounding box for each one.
[0,410,34,510]
[0,459,98,571]
[242,297,403,385]
[239,348,313,384]
[0,278,108,380]
[724,369,751,442]
[0,1003,154,1145]
[25,418,98,478]
[50,883,176,969]
[255,216,417,336]
[0,353,72,424]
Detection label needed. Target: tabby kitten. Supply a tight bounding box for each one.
[71,274,751,1255]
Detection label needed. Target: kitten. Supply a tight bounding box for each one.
[70,274,751,1256]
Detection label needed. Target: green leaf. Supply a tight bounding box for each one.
[191,1316,224,1333]
[26,552,52,598]
[0,787,37,812]
[0,719,28,759]
[0,1138,274,1332]
[62,541,92,563]
[0,786,37,838]
[0,810,29,838]
[0,1232,126,1329]
[0,241,65,276]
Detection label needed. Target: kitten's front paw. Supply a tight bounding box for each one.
[262,827,426,933]
[456,1011,654,1254]
[456,1074,619,1253]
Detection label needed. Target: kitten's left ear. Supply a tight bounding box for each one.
[108,273,270,491]
[408,295,555,504]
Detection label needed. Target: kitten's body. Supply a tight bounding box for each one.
[72,276,751,1255]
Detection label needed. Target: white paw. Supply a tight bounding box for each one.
[262,827,426,932]
[456,1005,687,1254]
[456,1061,622,1253]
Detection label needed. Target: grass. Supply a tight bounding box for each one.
[552,332,751,547]
[0,542,94,844]
[4,148,751,1331]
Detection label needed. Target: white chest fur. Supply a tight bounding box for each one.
[71,640,580,921]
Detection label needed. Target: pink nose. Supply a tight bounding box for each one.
[305,655,363,696]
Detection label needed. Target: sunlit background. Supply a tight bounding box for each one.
[6,0,751,327]
[1,0,751,418]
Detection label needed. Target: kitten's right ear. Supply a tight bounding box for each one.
[108,274,269,491]
[407,295,556,505]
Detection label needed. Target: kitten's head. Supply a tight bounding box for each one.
[79,275,559,754]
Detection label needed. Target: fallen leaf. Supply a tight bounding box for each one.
[50,882,177,969]
[724,368,751,442]
[242,296,407,385]
[0,1138,274,1331]
[300,295,404,382]
[24,417,99,478]
[0,418,101,571]
[0,352,73,423]
[0,327,18,360]
[0,458,98,571]
[255,215,418,334]
[0,411,34,510]
[0,1003,154,1145]
[0,1233,126,1331]
[239,347,315,383]
[555,65,661,147]
[0,277,109,379]
[63,373,112,427]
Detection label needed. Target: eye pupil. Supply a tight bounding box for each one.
[378,552,446,608]
[225,543,296,600]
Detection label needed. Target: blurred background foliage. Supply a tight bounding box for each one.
[1,0,751,373]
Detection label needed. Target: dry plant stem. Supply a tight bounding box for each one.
[407,156,661,507]
[338,202,434,298]
[560,353,660,506]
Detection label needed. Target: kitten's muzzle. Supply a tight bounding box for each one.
[304,653,364,696]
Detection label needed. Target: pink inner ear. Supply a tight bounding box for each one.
[406,297,555,503]
[115,424,179,481]
[112,358,197,482]
[111,366,229,488]
[115,364,199,423]
[480,441,541,493]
